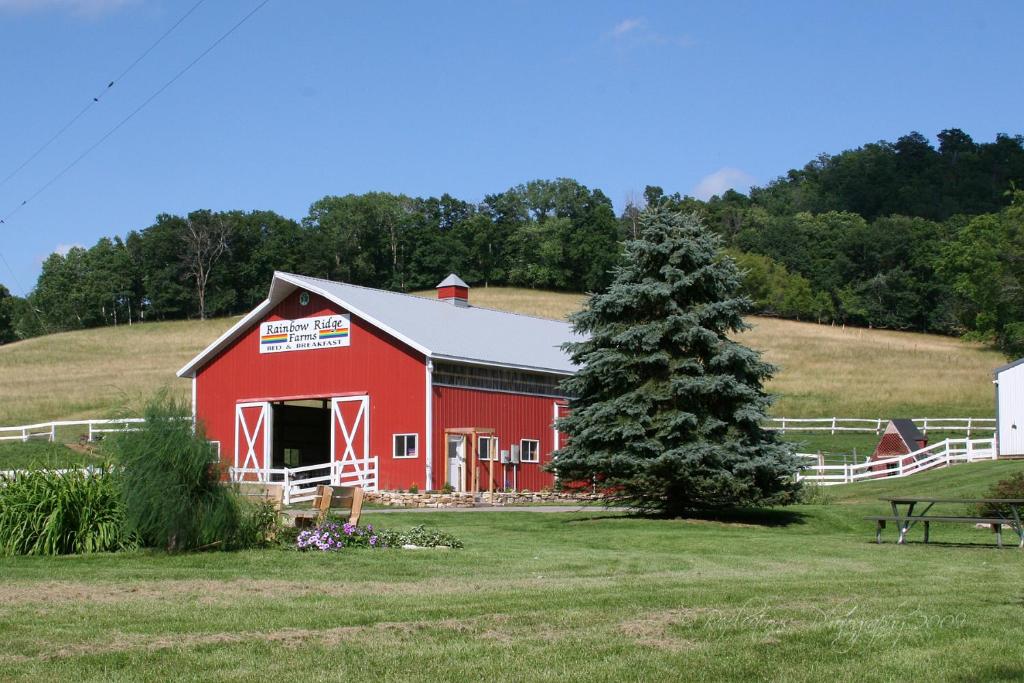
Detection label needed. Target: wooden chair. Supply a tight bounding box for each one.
[236,482,285,511]
[312,485,364,526]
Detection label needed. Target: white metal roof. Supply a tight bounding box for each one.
[177,272,582,378]
[436,273,469,288]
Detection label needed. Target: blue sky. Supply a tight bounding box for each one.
[0,0,1021,295]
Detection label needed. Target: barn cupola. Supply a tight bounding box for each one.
[436,273,470,307]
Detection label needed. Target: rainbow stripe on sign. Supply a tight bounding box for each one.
[261,333,288,345]
[319,328,349,340]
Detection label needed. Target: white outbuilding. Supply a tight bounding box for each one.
[995,358,1024,457]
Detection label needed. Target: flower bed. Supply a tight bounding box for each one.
[295,523,463,551]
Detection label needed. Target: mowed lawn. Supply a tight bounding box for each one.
[0,287,1006,427]
[0,461,1022,682]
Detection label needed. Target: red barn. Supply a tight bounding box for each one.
[177,272,576,497]
[869,419,928,473]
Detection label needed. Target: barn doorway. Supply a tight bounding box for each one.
[271,399,331,469]
[446,434,466,491]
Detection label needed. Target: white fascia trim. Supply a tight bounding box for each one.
[425,359,433,488]
[177,297,278,378]
[431,354,575,377]
[274,272,433,358]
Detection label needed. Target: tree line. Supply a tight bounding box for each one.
[2,128,1024,355]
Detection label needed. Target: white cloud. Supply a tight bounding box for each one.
[610,18,644,38]
[607,17,693,48]
[0,0,137,16]
[692,168,756,200]
[53,243,84,256]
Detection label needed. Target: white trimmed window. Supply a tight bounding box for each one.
[393,433,418,459]
[478,436,498,461]
[520,439,540,463]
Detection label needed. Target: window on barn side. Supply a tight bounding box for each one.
[478,436,498,460]
[520,439,540,463]
[393,434,418,459]
[433,362,567,398]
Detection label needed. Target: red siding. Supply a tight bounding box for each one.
[437,285,468,301]
[195,290,428,490]
[432,386,560,491]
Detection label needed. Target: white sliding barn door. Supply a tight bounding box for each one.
[331,396,371,487]
[235,401,272,481]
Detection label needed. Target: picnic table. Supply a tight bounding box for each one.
[866,497,1024,548]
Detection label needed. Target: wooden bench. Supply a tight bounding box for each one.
[865,515,1013,547]
[293,485,364,528]
[235,482,285,511]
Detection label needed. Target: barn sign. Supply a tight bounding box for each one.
[259,314,351,354]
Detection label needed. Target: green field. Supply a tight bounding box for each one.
[0,288,1006,429]
[0,460,1021,681]
[0,442,105,470]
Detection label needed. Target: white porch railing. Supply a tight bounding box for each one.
[0,418,146,443]
[795,437,996,485]
[769,417,995,436]
[228,456,379,504]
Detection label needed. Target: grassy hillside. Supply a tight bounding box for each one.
[0,287,1005,426]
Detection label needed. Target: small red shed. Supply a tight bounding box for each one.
[177,272,576,495]
[869,419,928,473]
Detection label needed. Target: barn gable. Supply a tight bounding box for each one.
[179,271,579,378]
[871,419,927,460]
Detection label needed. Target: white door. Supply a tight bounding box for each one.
[234,402,271,481]
[446,435,465,491]
[331,396,371,487]
[999,366,1024,456]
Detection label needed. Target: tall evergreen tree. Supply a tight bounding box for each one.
[551,208,799,515]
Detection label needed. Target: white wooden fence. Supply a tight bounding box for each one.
[795,437,997,485]
[228,457,379,504]
[769,417,995,436]
[2,415,996,444]
[0,418,146,443]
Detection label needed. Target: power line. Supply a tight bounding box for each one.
[0,0,272,227]
[0,0,209,193]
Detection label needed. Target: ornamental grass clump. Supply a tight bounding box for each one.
[0,467,134,556]
[110,395,271,551]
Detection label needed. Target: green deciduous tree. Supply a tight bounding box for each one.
[551,208,800,515]
[0,284,17,344]
[941,190,1024,354]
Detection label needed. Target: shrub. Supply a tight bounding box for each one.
[0,467,134,556]
[797,484,833,506]
[376,524,464,549]
[408,483,420,494]
[441,483,454,494]
[977,472,1024,517]
[109,395,266,551]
